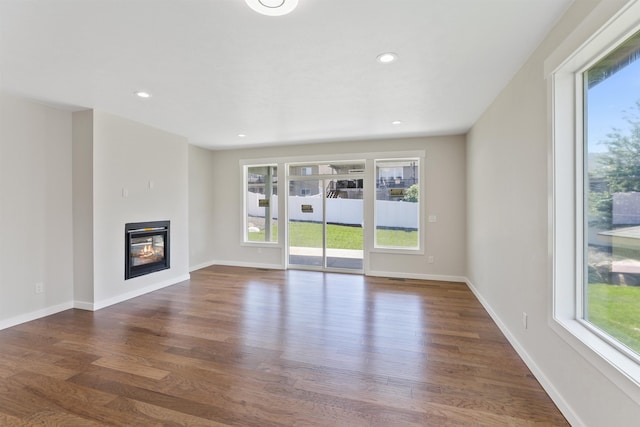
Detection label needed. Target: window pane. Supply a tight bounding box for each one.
[375,159,420,249]
[246,165,278,242]
[584,29,640,355]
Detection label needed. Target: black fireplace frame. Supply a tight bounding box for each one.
[125,220,170,280]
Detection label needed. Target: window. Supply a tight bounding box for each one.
[245,165,278,243]
[583,29,640,357]
[289,162,365,177]
[549,0,640,392]
[374,159,420,250]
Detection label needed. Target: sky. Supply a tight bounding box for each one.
[587,56,640,153]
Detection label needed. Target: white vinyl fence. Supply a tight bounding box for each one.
[247,192,418,229]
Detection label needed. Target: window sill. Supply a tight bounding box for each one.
[240,241,281,248]
[550,316,640,404]
[371,247,424,256]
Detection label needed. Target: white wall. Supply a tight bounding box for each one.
[72,110,94,304]
[0,98,191,324]
[0,92,74,327]
[202,136,466,280]
[466,0,640,424]
[90,111,190,307]
[188,144,217,271]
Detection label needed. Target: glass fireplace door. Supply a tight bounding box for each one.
[130,234,165,267]
[125,221,170,279]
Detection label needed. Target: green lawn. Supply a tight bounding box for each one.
[376,228,418,248]
[288,222,363,249]
[588,283,640,354]
[248,222,418,249]
[247,224,278,242]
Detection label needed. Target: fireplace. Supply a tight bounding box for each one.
[125,221,170,279]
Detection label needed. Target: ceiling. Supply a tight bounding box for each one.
[0,0,573,150]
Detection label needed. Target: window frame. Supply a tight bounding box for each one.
[581,28,640,363]
[242,163,279,246]
[548,0,640,399]
[372,157,423,253]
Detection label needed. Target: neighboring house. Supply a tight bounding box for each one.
[613,192,640,225]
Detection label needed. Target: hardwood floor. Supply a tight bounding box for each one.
[0,266,568,426]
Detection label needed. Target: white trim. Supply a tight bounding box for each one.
[189,260,217,272]
[544,0,637,77]
[366,270,466,283]
[74,300,94,311]
[548,0,640,403]
[0,276,193,328]
[373,157,425,253]
[0,301,74,331]
[91,274,190,311]
[369,247,425,256]
[239,150,426,167]
[242,163,279,245]
[464,278,584,427]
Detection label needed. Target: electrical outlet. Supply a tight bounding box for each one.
[35,282,44,294]
[522,312,528,329]
[427,255,434,264]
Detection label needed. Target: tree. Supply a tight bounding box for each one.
[404,184,419,202]
[589,100,640,228]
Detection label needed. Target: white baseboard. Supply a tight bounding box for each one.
[198,263,465,282]
[0,301,74,331]
[73,300,95,311]
[366,270,467,283]
[189,260,217,272]
[464,278,581,426]
[206,260,285,270]
[78,274,191,311]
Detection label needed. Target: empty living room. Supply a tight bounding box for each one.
[1,0,640,425]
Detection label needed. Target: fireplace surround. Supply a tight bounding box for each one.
[125,220,170,279]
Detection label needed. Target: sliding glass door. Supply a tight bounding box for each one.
[287,163,364,271]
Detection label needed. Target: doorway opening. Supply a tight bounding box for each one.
[287,162,364,272]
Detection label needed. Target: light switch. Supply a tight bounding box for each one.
[428,215,437,223]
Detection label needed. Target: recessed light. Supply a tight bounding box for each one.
[376,52,398,64]
[392,120,403,125]
[245,0,298,16]
[135,91,151,98]
[238,134,247,138]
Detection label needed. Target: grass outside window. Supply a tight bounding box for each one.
[588,283,640,354]
[248,222,418,249]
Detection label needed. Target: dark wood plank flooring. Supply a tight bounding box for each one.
[0,265,568,426]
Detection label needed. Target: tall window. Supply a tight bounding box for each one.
[583,29,640,357]
[550,1,640,388]
[245,165,278,243]
[374,159,420,249]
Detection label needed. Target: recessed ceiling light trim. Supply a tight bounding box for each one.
[392,120,403,125]
[377,52,398,64]
[245,0,298,16]
[135,91,151,98]
[259,0,285,8]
